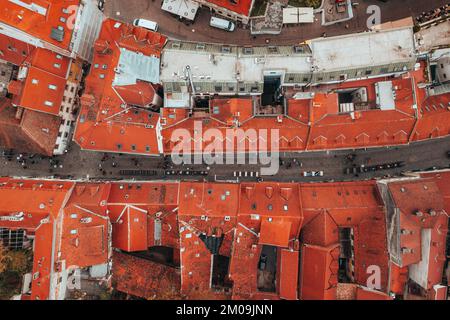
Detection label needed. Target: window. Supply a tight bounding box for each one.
[444,73,447,79]
[221,46,231,53]
[44,101,54,107]
[365,70,372,75]
[32,79,39,84]
[145,145,150,152]
[293,45,304,53]
[54,63,61,68]
[131,144,136,151]
[195,43,205,50]
[243,47,254,55]
[48,84,57,90]
[56,54,63,60]
[268,46,278,54]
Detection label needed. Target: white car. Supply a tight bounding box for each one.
[303,171,324,177]
[209,17,235,32]
[133,18,158,32]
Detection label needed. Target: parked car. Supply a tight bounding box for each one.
[303,171,324,177]
[133,18,159,32]
[209,17,235,32]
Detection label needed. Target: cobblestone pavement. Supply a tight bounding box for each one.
[104,0,447,45]
[1,136,449,183]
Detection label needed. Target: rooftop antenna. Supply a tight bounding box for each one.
[185,65,196,95]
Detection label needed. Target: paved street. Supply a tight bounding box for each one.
[104,0,448,45]
[1,1,449,183]
[1,136,449,183]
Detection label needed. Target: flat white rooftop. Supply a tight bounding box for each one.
[160,49,311,83]
[283,7,314,24]
[161,0,199,21]
[375,81,396,111]
[161,50,237,83]
[311,27,415,72]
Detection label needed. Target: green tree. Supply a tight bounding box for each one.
[7,250,30,273]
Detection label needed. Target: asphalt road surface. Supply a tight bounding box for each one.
[104,0,448,45]
[1,136,449,183]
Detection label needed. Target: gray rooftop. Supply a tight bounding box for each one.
[113,47,160,86]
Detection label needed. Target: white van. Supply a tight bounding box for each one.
[209,17,235,32]
[133,18,159,32]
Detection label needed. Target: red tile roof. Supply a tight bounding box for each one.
[0,99,60,155]
[1,34,72,116]
[73,19,167,155]
[0,173,448,300]
[112,251,181,299]
[0,33,34,65]
[412,93,450,141]
[300,244,340,300]
[204,0,253,17]
[160,64,450,154]
[0,0,81,51]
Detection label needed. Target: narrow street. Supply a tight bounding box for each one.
[104,0,448,45]
[1,136,449,183]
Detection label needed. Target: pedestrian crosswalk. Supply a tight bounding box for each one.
[233,171,259,178]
